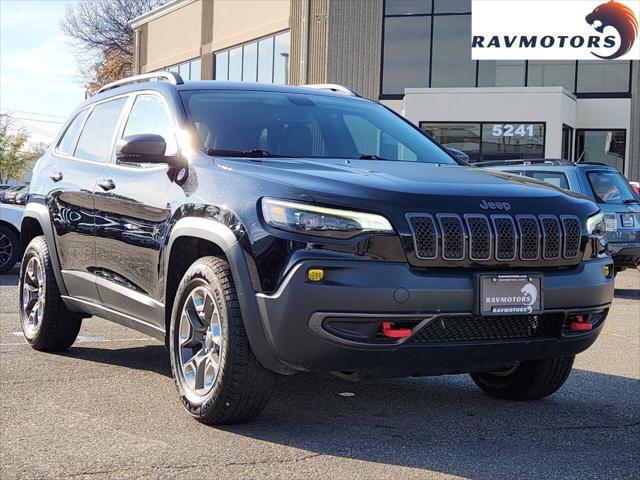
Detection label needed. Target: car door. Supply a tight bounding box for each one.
[48,96,128,302]
[92,92,181,328]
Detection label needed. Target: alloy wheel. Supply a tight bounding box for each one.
[0,231,13,269]
[21,256,45,338]
[176,286,223,400]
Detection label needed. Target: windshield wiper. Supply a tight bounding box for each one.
[358,154,387,160]
[207,148,285,158]
[623,198,640,204]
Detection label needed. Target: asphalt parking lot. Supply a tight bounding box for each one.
[0,267,638,479]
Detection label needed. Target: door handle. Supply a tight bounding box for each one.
[50,172,63,182]
[97,178,116,191]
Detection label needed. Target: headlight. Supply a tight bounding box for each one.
[586,211,606,238]
[261,198,394,239]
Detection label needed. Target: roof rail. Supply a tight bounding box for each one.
[303,83,360,97]
[97,72,184,95]
[474,158,574,168]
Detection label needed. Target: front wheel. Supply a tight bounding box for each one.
[470,356,574,401]
[0,225,19,274]
[169,256,275,425]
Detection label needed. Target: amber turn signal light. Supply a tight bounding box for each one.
[307,268,324,282]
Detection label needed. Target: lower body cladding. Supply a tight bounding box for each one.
[254,257,614,377]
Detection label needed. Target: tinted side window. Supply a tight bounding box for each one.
[528,171,570,190]
[74,97,127,163]
[57,110,88,155]
[122,94,177,156]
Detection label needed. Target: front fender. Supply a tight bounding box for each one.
[164,217,294,375]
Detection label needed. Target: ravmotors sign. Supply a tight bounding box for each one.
[472,0,639,60]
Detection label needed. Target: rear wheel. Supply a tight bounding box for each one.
[19,236,82,351]
[470,356,574,400]
[0,225,19,274]
[169,256,275,425]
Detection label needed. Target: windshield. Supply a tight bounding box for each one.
[179,89,458,164]
[586,170,638,204]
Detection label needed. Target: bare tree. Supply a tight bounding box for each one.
[61,0,164,94]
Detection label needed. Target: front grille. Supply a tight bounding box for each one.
[409,314,563,344]
[408,213,583,264]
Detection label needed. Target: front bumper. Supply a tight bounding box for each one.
[255,257,614,377]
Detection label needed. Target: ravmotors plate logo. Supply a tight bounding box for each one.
[472,0,640,60]
[586,1,638,59]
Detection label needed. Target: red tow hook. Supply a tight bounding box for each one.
[569,314,593,331]
[381,322,412,339]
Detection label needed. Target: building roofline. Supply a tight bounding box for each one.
[129,0,198,29]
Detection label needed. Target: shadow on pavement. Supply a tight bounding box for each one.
[60,344,172,377]
[58,343,639,477]
[614,288,639,300]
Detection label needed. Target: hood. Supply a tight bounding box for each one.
[214,157,598,217]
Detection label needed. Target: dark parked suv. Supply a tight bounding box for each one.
[20,73,614,424]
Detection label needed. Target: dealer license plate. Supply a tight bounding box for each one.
[479,274,543,315]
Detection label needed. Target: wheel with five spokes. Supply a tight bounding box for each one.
[19,236,82,351]
[169,256,275,425]
[0,224,19,274]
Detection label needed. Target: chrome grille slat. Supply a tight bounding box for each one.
[516,215,540,261]
[437,214,465,261]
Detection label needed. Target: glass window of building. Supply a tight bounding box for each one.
[385,0,431,15]
[421,123,480,153]
[273,31,290,84]
[163,58,201,80]
[242,42,258,82]
[431,15,476,87]
[258,37,274,83]
[421,122,545,161]
[228,47,242,81]
[477,60,525,87]
[215,51,228,80]
[576,61,631,93]
[433,0,471,13]
[527,61,576,91]
[382,16,430,95]
[214,31,289,84]
[481,122,544,157]
[576,129,626,171]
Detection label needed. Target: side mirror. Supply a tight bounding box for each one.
[116,134,173,164]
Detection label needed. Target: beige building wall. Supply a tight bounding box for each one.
[144,0,202,72]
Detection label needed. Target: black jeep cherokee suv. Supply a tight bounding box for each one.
[20,73,614,424]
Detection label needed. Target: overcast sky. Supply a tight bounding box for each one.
[1,0,86,143]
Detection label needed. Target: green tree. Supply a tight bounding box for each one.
[0,115,45,184]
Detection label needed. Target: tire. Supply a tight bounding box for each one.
[470,356,574,401]
[169,256,275,425]
[19,236,82,351]
[0,224,20,274]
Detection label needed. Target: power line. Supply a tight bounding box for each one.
[10,116,64,125]
[0,109,67,119]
